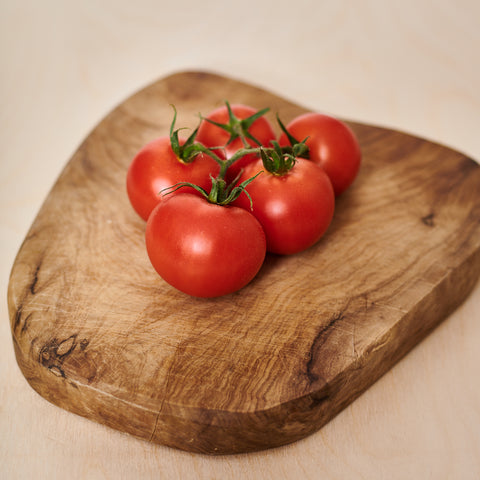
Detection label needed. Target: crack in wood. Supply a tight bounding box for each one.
[30,260,42,295]
[13,304,23,332]
[306,312,344,384]
[148,352,176,443]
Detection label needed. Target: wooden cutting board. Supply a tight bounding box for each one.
[8,71,480,455]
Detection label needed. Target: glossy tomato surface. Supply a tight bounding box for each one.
[234,158,335,255]
[145,193,266,297]
[126,136,219,221]
[196,104,276,180]
[279,113,361,196]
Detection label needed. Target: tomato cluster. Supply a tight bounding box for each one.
[127,103,361,298]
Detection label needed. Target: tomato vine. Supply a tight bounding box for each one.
[127,100,361,297]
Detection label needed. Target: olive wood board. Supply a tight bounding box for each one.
[8,71,480,455]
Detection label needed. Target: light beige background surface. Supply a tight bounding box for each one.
[1,1,479,478]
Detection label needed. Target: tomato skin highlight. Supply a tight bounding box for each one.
[278,113,361,196]
[145,193,266,298]
[196,104,276,181]
[126,137,220,221]
[234,159,335,255]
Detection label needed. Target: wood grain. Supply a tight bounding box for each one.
[7,71,480,455]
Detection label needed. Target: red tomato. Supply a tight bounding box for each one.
[234,158,335,255]
[278,113,361,196]
[196,104,276,180]
[145,193,266,297]
[126,137,220,221]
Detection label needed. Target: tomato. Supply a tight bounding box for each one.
[234,158,335,255]
[196,104,276,181]
[278,113,361,196]
[126,137,220,221]
[145,193,266,297]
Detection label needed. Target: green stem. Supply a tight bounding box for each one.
[164,104,313,205]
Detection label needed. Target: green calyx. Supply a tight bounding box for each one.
[260,141,296,176]
[202,100,269,149]
[169,105,223,164]
[258,139,309,176]
[276,114,310,160]
[161,171,262,209]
